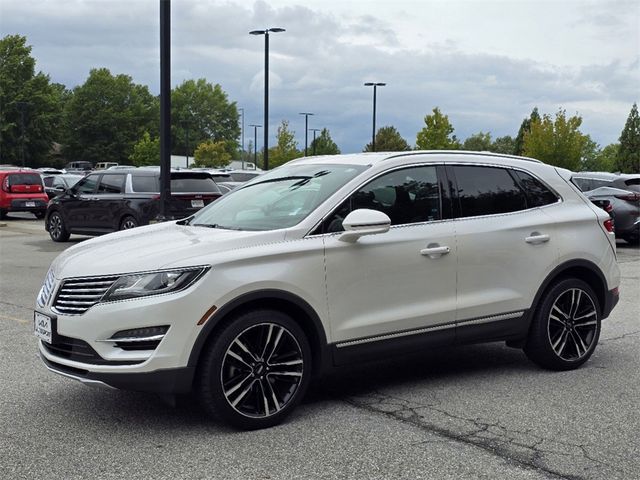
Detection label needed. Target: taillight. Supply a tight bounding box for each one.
[603,218,614,233]
[2,177,9,192]
[614,192,640,202]
[151,194,161,200]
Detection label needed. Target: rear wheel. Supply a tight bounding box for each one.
[197,309,311,430]
[34,210,46,219]
[48,211,70,242]
[524,278,601,370]
[119,215,138,230]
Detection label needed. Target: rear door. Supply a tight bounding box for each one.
[63,173,99,229]
[449,164,559,340]
[90,173,127,231]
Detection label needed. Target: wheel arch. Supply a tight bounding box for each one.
[188,289,331,378]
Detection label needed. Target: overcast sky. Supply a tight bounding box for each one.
[1,0,638,153]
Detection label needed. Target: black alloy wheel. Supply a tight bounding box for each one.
[524,278,601,370]
[48,211,70,242]
[197,309,311,430]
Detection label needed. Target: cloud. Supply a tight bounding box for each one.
[1,0,637,153]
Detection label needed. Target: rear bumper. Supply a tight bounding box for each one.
[602,287,620,320]
[40,354,196,393]
[5,198,47,212]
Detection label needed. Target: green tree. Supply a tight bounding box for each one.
[171,79,239,157]
[462,131,492,151]
[415,107,460,150]
[581,142,618,172]
[269,120,299,168]
[617,103,640,173]
[310,128,340,155]
[523,109,587,170]
[193,140,232,168]
[129,132,159,166]
[490,135,516,155]
[514,107,540,156]
[0,34,65,166]
[364,125,410,152]
[62,68,158,165]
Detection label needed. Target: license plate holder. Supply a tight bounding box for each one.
[191,199,204,208]
[34,312,53,344]
[25,201,36,207]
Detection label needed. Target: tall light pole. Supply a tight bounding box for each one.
[249,27,285,171]
[239,107,245,169]
[249,124,261,167]
[299,112,314,156]
[310,128,321,156]
[364,82,386,152]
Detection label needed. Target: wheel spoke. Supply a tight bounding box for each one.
[260,324,274,360]
[552,304,569,319]
[552,329,568,352]
[570,289,582,318]
[269,359,303,367]
[224,373,253,397]
[571,330,588,357]
[259,380,270,416]
[234,338,258,363]
[266,327,284,363]
[264,378,281,413]
[230,379,256,408]
[549,314,565,327]
[227,350,252,369]
[574,310,596,321]
[269,371,302,377]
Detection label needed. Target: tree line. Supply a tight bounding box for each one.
[1,34,638,173]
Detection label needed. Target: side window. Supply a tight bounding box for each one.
[453,166,527,218]
[96,174,125,194]
[131,175,159,193]
[74,175,99,194]
[43,177,54,187]
[52,177,67,188]
[572,177,590,191]
[513,171,558,207]
[321,166,441,233]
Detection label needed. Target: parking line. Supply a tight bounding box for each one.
[0,314,29,325]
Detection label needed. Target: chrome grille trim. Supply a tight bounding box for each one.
[52,275,119,315]
[37,268,56,308]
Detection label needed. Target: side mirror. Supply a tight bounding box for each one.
[339,209,391,243]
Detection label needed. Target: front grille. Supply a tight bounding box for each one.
[37,268,56,308]
[43,334,139,365]
[53,275,119,315]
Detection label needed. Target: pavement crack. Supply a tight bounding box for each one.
[600,330,640,344]
[339,390,624,480]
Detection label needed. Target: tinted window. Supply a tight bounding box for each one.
[230,172,261,182]
[97,174,125,194]
[453,166,527,218]
[322,166,441,233]
[514,171,558,207]
[74,175,99,194]
[43,176,55,187]
[171,177,220,193]
[7,173,42,186]
[624,178,640,193]
[131,175,157,192]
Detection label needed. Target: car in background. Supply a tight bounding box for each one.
[216,181,243,195]
[41,174,85,200]
[572,172,640,244]
[0,168,49,219]
[64,161,93,173]
[227,169,263,182]
[95,162,119,170]
[45,169,223,241]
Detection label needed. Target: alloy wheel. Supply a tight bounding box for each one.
[50,214,63,239]
[547,288,598,361]
[220,322,304,418]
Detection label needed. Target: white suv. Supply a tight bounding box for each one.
[35,151,620,429]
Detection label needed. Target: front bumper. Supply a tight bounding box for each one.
[40,353,195,393]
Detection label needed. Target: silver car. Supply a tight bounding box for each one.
[572,172,640,245]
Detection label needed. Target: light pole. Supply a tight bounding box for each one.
[249,124,261,167]
[310,128,321,156]
[299,112,314,156]
[249,27,285,171]
[239,107,245,169]
[364,82,386,152]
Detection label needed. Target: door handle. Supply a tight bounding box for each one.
[525,233,550,244]
[420,245,450,257]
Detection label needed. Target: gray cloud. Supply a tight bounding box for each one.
[1,0,637,153]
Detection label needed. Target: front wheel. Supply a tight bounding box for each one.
[119,215,139,230]
[48,211,70,242]
[524,278,601,370]
[197,309,312,430]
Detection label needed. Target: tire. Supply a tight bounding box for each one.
[119,215,138,230]
[48,211,70,242]
[0,209,6,220]
[524,278,601,371]
[623,234,639,246]
[197,309,312,430]
[34,210,46,219]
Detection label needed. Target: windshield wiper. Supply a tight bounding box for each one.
[243,175,312,188]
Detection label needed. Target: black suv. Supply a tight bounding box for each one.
[45,169,222,241]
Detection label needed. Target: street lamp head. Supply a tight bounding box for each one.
[364,82,386,87]
[269,27,286,33]
[299,112,314,116]
[249,30,266,35]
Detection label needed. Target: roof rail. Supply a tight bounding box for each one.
[382,150,543,164]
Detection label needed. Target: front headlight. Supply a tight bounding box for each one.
[102,267,208,302]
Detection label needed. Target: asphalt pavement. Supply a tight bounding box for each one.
[1,212,638,480]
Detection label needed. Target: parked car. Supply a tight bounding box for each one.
[0,168,49,219]
[572,172,640,244]
[64,161,93,173]
[227,169,264,182]
[216,181,243,195]
[44,169,222,241]
[41,173,85,200]
[35,151,620,430]
[95,162,119,170]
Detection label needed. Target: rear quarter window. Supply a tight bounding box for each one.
[513,171,559,207]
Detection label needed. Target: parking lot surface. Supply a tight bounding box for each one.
[1,213,638,479]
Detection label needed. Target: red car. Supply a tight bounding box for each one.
[0,168,49,219]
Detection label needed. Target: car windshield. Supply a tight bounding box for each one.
[186,163,367,231]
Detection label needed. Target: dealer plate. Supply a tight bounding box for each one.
[34,312,52,344]
[191,199,204,208]
[25,201,36,207]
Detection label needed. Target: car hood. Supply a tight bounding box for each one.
[52,222,287,278]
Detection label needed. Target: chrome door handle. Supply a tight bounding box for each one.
[525,233,550,244]
[420,245,450,257]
